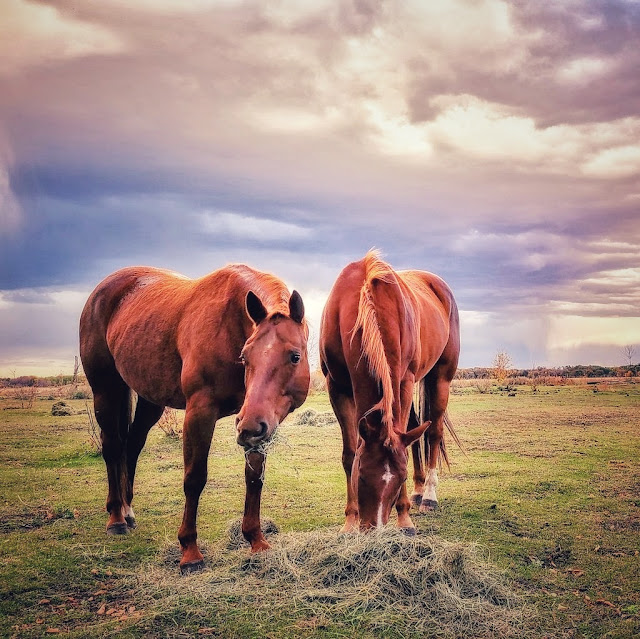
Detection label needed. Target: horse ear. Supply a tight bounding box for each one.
[246,291,268,325]
[399,421,431,448]
[289,290,305,324]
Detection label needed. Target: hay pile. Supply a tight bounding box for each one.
[51,401,73,416]
[292,408,337,427]
[141,526,528,638]
[240,528,523,636]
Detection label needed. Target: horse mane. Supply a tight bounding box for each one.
[227,265,309,337]
[227,265,290,315]
[352,249,397,445]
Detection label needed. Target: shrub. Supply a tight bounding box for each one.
[158,408,182,438]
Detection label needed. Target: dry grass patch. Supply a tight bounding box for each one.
[291,408,337,427]
[138,526,529,638]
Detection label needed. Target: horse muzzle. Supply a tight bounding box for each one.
[235,415,275,449]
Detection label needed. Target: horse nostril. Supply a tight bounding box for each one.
[236,420,269,446]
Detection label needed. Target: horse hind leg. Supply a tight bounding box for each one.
[124,397,164,529]
[92,375,134,534]
[419,373,451,514]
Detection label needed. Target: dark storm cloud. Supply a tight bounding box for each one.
[407,1,640,127]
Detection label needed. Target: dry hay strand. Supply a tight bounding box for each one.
[138,527,529,638]
[292,408,337,427]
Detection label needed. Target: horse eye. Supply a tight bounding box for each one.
[290,352,301,364]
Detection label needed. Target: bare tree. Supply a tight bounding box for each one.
[492,350,512,384]
[622,344,636,366]
[73,355,80,386]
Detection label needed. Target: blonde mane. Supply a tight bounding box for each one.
[226,265,289,313]
[352,250,396,444]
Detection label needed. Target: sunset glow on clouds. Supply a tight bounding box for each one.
[1,0,639,375]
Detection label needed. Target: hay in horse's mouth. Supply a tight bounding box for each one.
[140,526,530,638]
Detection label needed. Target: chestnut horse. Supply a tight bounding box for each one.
[320,251,460,532]
[80,264,309,571]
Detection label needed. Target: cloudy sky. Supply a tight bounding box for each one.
[1,0,639,376]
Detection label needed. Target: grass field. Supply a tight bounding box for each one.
[0,384,639,638]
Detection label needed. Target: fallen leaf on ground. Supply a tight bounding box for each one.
[567,569,585,577]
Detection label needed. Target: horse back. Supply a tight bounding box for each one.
[80,265,270,410]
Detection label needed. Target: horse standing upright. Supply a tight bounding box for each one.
[80,264,310,571]
[320,251,460,532]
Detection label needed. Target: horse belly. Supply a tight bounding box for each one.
[107,323,186,409]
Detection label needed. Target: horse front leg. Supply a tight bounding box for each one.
[396,378,418,531]
[327,378,359,532]
[242,450,270,552]
[178,392,217,572]
[410,438,426,507]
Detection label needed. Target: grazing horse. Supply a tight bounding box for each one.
[79,264,310,571]
[320,251,460,532]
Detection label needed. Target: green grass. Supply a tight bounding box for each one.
[0,385,639,637]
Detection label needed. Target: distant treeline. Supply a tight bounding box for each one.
[0,375,87,388]
[2,366,639,388]
[456,365,639,379]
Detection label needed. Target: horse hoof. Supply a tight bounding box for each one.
[419,499,438,513]
[106,522,129,535]
[410,494,423,507]
[125,515,137,530]
[180,559,205,574]
[399,527,417,536]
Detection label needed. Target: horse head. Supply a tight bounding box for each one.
[353,410,430,530]
[235,290,310,449]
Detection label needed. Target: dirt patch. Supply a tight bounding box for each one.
[0,506,76,533]
[602,516,640,533]
[540,544,573,568]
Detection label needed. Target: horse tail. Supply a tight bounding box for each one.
[352,250,397,443]
[416,378,463,469]
[120,387,136,441]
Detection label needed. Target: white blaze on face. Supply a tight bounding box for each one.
[377,463,394,529]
